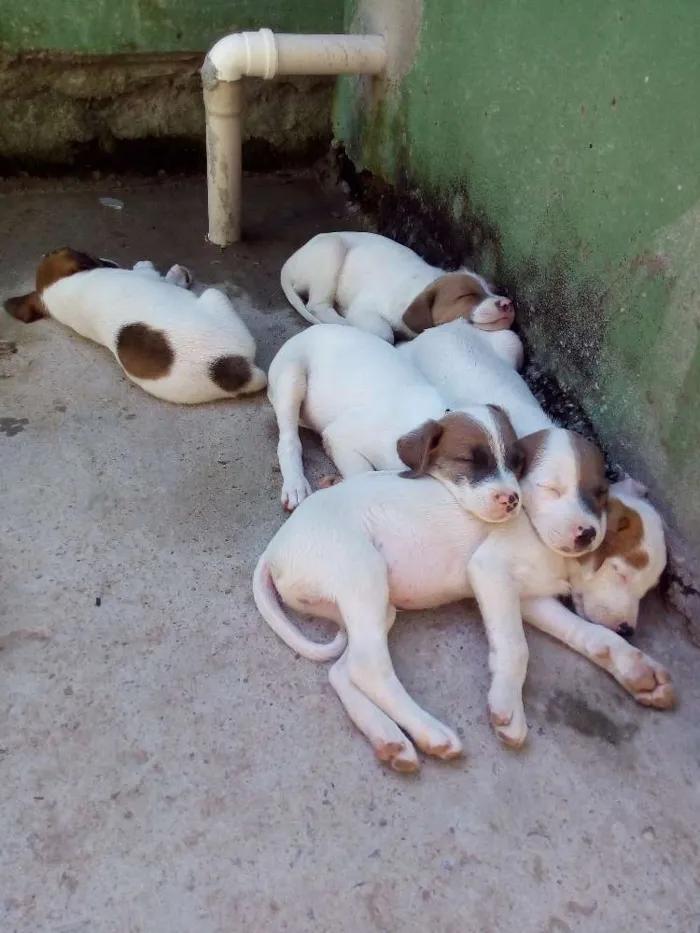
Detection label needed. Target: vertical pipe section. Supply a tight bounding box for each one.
[203,31,387,246]
[203,80,243,247]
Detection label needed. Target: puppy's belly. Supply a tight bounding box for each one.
[378,535,475,611]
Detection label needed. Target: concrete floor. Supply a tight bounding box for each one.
[1,175,699,933]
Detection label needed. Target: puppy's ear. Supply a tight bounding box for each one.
[516,429,549,474]
[590,498,644,571]
[506,440,527,479]
[610,474,648,499]
[3,292,47,323]
[402,283,437,335]
[397,419,444,478]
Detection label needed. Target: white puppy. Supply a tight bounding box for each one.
[253,471,672,772]
[267,324,523,511]
[280,231,515,344]
[399,319,611,565]
[3,247,267,404]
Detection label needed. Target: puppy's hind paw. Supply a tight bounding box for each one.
[374,738,420,774]
[281,477,312,511]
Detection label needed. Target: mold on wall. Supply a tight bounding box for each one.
[334,0,700,587]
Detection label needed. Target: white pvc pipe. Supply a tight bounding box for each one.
[202,29,387,246]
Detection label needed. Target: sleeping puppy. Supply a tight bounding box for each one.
[253,464,673,772]
[399,319,610,565]
[267,324,523,511]
[280,231,515,344]
[3,248,266,404]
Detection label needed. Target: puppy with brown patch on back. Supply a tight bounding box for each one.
[280,231,516,345]
[3,248,266,404]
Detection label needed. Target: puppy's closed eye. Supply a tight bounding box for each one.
[538,483,563,499]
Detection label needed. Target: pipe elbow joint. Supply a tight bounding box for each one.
[202,29,278,87]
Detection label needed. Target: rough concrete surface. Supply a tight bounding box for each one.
[0,52,334,168]
[1,176,699,933]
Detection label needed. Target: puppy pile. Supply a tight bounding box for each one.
[4,233,676,775]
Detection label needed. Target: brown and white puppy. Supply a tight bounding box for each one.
[268,324,523,511]
[3,248,266,404]
[568,478,666,635]
[280,231,514,344]
[253,467,673,771]
[398,319,609,558]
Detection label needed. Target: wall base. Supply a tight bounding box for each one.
[0,51,334,172]
[325,143,700,644]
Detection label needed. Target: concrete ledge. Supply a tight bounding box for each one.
[0,51,334,171]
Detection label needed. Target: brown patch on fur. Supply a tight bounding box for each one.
[399,411,499,485]
[591,498,649,572]
[487,405,525,476]
[402,273,487,334]
[570,433,608,516]
[3,292,47,323]
[209,354,252,393]
[116,323,174,380]
[35,248,109,293]
[397,419,444,476]
[3,247,116,324]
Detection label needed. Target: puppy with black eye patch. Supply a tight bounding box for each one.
[3,248,267,404]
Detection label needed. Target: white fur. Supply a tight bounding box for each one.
[400,319,608,557]
[280,231,514,343]
[253,473,673,771]
[40,261,266,404]
[267,324,520,513]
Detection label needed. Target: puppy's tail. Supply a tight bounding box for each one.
[280,260,324,326]
[253,555,347,662]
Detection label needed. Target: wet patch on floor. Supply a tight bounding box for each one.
[0,416,28,437]
[545,690,639,745]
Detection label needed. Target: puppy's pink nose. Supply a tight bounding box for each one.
[494,491,520,511]
[497,298,512,311]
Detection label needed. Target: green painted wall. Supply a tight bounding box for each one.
[0,0,341,54]
[336,0,700,547]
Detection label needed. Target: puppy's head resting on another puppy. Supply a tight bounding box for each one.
[397,405,524,523]
[568,477,667,636]
[3,247,118,323]
[518,427,609,558]
[402,272,515,336]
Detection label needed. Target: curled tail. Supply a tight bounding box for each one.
[280,261,325,326]
[253,555,347,662]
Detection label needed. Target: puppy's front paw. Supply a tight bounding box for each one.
[165,264,193,289]
[488,681,528,748]
[318,474,343,490]
[609,644,677,709]
[281,476,312,511]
